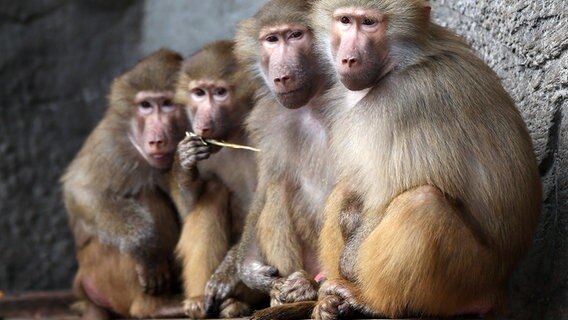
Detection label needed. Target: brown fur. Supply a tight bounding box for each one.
[311,0,542,318]
[62,49,187,318]
[72,191,182,319]
[168,40,262,318]
[226,0,335,308]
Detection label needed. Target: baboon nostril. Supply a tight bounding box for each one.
[342,57,357,67]
[274,75,291,85]
[197,127,211,137]
[149,138,163,146]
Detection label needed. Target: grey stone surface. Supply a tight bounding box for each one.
[0,0,144,293]
[431,1,567,318]
[0,0,566,318]
[141,0,268,57]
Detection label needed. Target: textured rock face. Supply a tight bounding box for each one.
[140,0,267,56]
[431,1,567,319]
[0,0,144,292]
[0,0,566,318]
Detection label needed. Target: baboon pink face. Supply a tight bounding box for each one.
[331,7,391,91]
[185,79,235,140]
[131,91,187,169]
[259,24,320,109]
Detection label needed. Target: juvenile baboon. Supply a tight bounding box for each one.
[62,49,188,319]
[169,40,262,318]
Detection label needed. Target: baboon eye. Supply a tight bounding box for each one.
[341,16,351,24]
[362,18,377,26]
[161,99,175,112]
[191,88,207,101]
[192,88,206,96]
[290,31,303,39]
[138,100,153,114]
[214,88,228,96]
[140,101,152,109]
[266,35,278,43]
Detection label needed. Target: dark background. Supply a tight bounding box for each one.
[0,1,565,318]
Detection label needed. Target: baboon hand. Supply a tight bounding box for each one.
[183,296,207,319]
[177,134,211,170]
[270,270,318,306]
[240,260,280,293]
[204,269,240,315]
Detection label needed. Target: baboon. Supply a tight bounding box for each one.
[169,40,262,318]
[203,0,336,317]
[309,0,541,318]
[62,49,188,319]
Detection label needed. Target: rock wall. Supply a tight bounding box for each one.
[140,0,266,56]
[0,0,144,293]
[0,0,566,318]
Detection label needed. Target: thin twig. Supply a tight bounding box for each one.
[186,132,261,152]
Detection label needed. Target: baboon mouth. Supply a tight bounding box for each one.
[147,152,174,169]
[278,88,303,96]
[150,152,173,160]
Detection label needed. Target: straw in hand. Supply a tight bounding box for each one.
[185,132,261,152]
